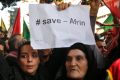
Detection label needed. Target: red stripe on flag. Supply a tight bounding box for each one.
[103,0,120,19]
[12,8,21,35]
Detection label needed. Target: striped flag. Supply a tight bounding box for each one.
[23,19,30,40]
[103,0,120,19]
[12,8,21,35]
[102,14,113,31]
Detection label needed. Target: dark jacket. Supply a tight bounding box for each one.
[10,64,49,80]
[0,54,12,80]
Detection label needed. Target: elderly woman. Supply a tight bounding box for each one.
[55,43,101,80]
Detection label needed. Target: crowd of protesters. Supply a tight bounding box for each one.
[0,0,120,80]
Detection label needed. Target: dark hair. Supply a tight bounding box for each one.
[40,0,53,3]
[46,0,53,3]
[61,43,98,80]
[8,34,21,52]
[95,33,104,41]
[17,41,41,60]
[17,41,30,59]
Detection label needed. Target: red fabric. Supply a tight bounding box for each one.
[103,0,120,19]
[110,27,118,36]
[12,8,21,35]
[103,0,120,53]
[107,27,120,52]
[109,58,120,80]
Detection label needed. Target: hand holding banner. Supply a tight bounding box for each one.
[29,4,95,49]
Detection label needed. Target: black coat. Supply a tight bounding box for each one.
[10,65,49,80]
[0,54,12,80]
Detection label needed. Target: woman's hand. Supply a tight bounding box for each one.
[90,0,100,16]
[55,2,71,11]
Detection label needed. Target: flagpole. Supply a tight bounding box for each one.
[96,21,120,27]
[100,24,120,27]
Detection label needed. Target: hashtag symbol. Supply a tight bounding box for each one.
[36,19,40,25]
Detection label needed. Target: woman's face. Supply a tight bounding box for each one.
[65,49,88,79]
[19,45,40,75]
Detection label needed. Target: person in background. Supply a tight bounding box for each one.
[0,29,6,41]
[0,40,5,56]
[0,53,12,80]
[6,34,26,66]
[96,40,108,56]
[95,34,108,57]
[0,29,8,56]
[39,49,53,63]
[94,34,109,77]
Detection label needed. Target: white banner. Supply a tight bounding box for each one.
[29,4,95,49]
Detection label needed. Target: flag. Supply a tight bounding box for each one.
[103,0,120,19]
[23,19,30,40]
[7,8,18,38]
[103,0,120,54]
[102,14,113,31]
[108,58,120,80]
[12,8,21,35]
[10,8,18,27]
[0,18,7,32]
[96,14,114,32]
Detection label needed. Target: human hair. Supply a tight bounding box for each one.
[95,33,104,42]
[8,34,21,52]
[59,43,98,80]
[40,0,53,3]
[17,41,30,59]
[17,41,41,60]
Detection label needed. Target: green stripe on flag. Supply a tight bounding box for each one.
[102,14,113,31]
[23,19,30,40]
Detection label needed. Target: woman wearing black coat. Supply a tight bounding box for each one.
[10,41,49,80]
[55,43,102,80]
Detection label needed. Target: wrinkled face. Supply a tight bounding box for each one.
[65,49,88,79]
[19,45,40,75]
